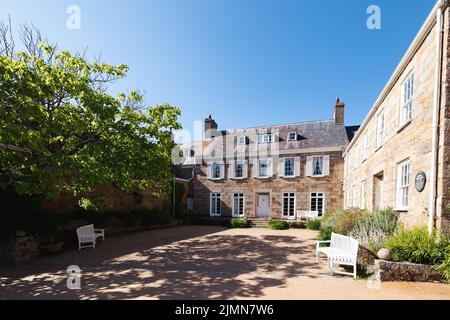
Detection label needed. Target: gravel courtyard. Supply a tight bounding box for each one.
[0,226,449,300]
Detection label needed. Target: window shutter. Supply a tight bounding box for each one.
[323,155,330,176]
[306,157,313,177]
[207,164,212,180]
[228,161,235,179]
[253,159,258,177]
[268,158,273,177]
[294,157,301,177]
[278,158,285,177]
[220,163,225,179]
[243,161,248,179]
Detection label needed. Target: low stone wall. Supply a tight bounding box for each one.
[375,259,446,283]
[0,232,40,266]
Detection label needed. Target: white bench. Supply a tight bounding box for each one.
[76,225,105,250]
[316,232,359,279]
[297,210,320,222]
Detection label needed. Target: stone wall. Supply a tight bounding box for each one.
[343,18,441,230]
[375,259,445,283]
[193,151,344,218]
[0,232,40,266]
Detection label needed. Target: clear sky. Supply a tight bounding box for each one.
[0,0,437,141]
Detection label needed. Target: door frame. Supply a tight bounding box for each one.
[282,192,297,220]
[256,193,270,218]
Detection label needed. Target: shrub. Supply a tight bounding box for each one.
[349,208,398,252]
[288,221,305,229]
[135,208,171,228]
[268,219,289,230]
[318,226,333,242]
[435,250,450,282]
[386,226,448,265]
[230,218,249,228]
[321,208,366,235]
[307,219,321,231]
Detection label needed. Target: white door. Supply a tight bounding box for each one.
[256,194,270,217]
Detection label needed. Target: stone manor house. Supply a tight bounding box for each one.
[178,0,450,234]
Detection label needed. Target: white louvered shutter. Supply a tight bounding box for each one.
[268,158,273,177]
[207,164,212,180]
[243,161,248,179]
[278,158,285,178]
[228,161,235,179]
[253,159,259,178]
[306,157,313,177]
[294,157,301,177]
[323,155,330,176]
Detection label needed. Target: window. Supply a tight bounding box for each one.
[312,156,324,176]
[310,192,325,216]
[396,160,411,210]
[237,136,246,145]
[258,134,274,144]
[283,193,296,219]
[259,159,269,177]
[210,193,222,217]
[363,133,368,161]
[352,185,357,208]
[360,181,366,209]
[212,163,221,179]
[235,161,244,178]
[377,112,385,148]
[400,74,414,126]
[287,132,297,141]
[284,158,294,177]
[183,148,194,158]
[233,193,245,217]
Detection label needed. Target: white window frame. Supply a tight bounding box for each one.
[258,159,269,178]
[287,132,297,142]
[212,162,222,180]
[183,148,193,158]
[210,193,222,217]
[232,193,245,217]
[258,133,274,144]
[234,161,245,179]
[237,136,246,145]
[376,111,385,148]
[396,160,411,211]
[310,192,325,217]
[284,158,295,177]
[282,192,296,220]
[312,156,324,177]
[400,73,414,127]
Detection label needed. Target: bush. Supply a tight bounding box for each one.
[136,208,171,228]
[318,226,333,241]
[349,208,398,252]
[436,250,450,282]
[288,221,305,229]
[307,219,321,231]
[230,218,249,228]
[268,219,289,230]
[321,208,366,235]
[386,225,448,265]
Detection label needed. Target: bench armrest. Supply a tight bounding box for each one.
[95,229,104,232]
[315,240,331,244]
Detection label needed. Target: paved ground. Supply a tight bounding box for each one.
[0,226,449,300]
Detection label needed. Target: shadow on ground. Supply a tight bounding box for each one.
[0,226,319,300]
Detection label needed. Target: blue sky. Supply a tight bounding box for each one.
[0,0,437,141]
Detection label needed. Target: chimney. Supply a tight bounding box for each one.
[333,97,345,125]
[204,115,218,139]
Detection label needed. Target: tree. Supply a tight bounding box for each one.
[0,21,181,208]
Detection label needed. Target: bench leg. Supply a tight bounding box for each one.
[328,258,334,275]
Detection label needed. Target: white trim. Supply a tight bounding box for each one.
[232,193,245,218]
[282,192,297,220]
[310,192,325,216]
[396,159,411,211]
[210,193,222,217]
[287,132,297,141]
[237,136,246,145]
[399,72,414,128]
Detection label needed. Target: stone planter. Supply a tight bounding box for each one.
[357,246,378,268]
[375,259,446,283]
[40,242,64,256]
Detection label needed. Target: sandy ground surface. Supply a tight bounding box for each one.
[0,226,449,300]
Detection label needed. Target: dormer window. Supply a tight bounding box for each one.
[287,132,297,141]
[258,134,274,144]
[183,148,194,158]
[237,136,246,145]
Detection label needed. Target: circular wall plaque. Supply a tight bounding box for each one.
[415,172,427,192]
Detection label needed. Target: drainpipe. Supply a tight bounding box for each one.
[428,2,445,234]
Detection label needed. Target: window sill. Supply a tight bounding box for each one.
[397,120,412,134]
[256,176,272,180]
[375,145,383,153]
[231,177,246,180]
[210,215,222,217]
[209,178,224,181]
[395,208,408,213]
[311,175,326,178]
[281,175,297,179]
